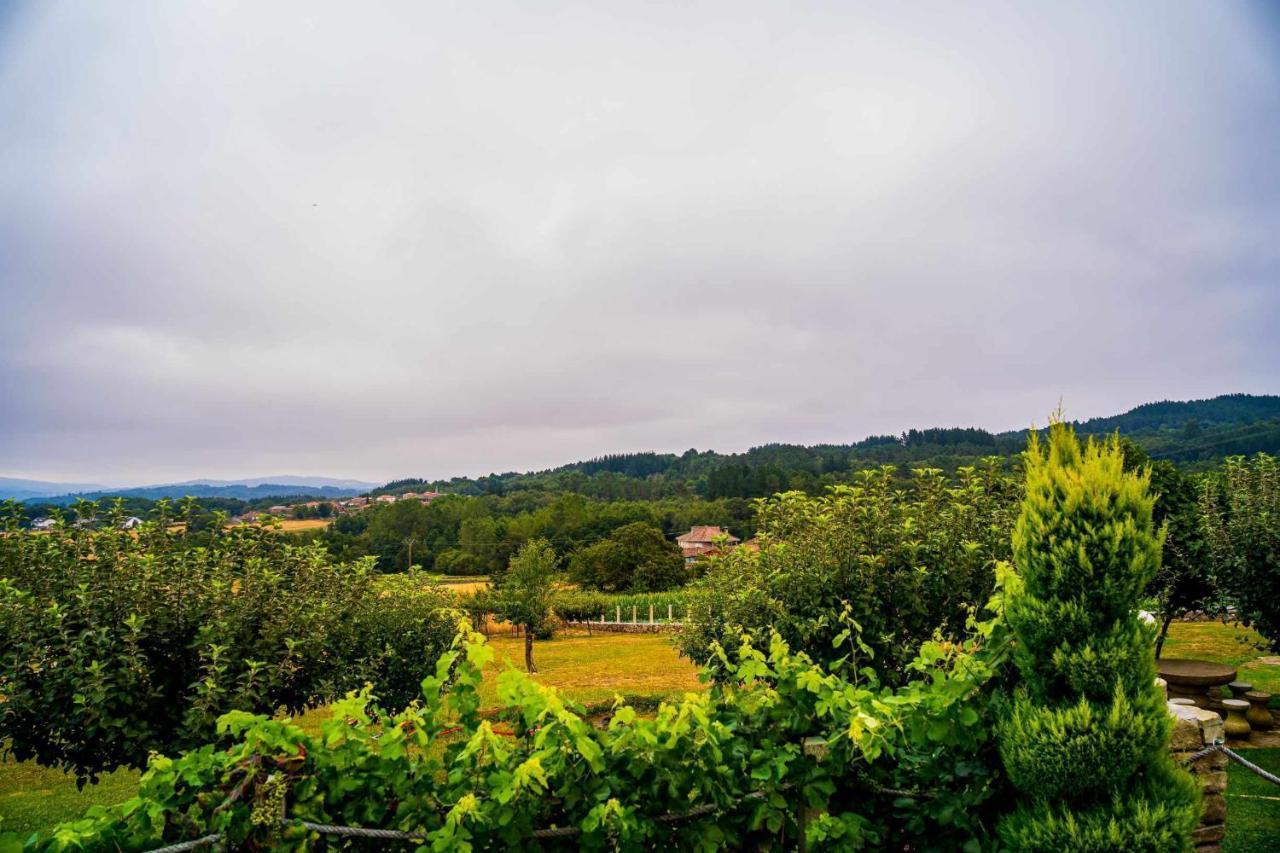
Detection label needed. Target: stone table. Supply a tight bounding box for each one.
[1158,659,1237,710]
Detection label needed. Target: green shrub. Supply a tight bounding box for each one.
[550,590,690,623]
[550,589,612,622]
[23,610,1010,851]
[995,425,1199,850]
[679,461,1019,682]
[1201,453,1280,651]
[0,500,458,783]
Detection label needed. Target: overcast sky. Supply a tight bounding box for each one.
[1,1,1278,485]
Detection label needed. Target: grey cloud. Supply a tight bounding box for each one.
[1,1,1278,483]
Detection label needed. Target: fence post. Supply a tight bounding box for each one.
[616,605,621,624]
[798,737,829,853]
[632,606,637,624]
[649,604,654,624]
[668,604,673,622]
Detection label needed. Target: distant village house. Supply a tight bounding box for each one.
[676,525,741,564]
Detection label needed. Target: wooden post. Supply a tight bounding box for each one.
[649,604,654,624]
[799,737,829,853]
[616,605,621,624]
[668,604,673,622]
[631,605,637,624]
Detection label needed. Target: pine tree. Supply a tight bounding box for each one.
[996,423,1200,850]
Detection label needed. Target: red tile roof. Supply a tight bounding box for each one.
[676,525,740,546]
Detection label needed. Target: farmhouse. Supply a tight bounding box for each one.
[375,494,397,504]
[119,516,143,530]
[29,517,55,531]
[676,525,740,563]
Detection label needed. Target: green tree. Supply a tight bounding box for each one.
[996,425,1199,850]
[1201,453,1280,650]
[1118,440,1213,657]
[458,515,501,573]
[492,538,558,673]
[568,522,685,592]
[680,461,1018,682]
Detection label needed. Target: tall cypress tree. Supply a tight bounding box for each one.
[997,424,1199,850]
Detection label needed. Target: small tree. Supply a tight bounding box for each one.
[1201,453,1280,650]
[493,538,558,673]
[996,424,1199,849]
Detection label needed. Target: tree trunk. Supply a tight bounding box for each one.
[1154,613,1174,660]
[524,626,537,673]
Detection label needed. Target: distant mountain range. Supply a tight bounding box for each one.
[6,394,1278,505]
[0,475,378,503]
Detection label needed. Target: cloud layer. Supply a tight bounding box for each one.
[2,1,1278,483]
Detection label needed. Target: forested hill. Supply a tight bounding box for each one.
[380,393,1280,500]
[1032,393,1280,436]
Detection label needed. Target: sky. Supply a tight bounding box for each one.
[1,1,1278,486]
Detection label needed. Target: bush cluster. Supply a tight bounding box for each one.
[550,590,690,623]
[22,609,1008,851]
[679,461,1019,682]
[0,500,458,783]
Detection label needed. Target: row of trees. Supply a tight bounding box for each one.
[317,492,748,579]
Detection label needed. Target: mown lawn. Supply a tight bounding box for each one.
[1162,621,1280,694]
[1223,748,1280,852]
[0,631,699,836]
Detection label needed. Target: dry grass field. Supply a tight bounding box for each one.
[271,518,333,533]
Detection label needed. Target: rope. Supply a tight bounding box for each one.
[144,788,777,850]
[1221,745,1280,787]
[147,834,221,853]
[1180,743,1223,766]
[298,822,426,842]
[1179,740,1280,787]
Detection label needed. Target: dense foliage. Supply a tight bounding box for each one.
[567,522,687,592]
[1201,453,1280,651]
[1118,441,1214,657]
[995,425,1199,849]
[320,493,752,574]
[0,501,458,783]
[23,594,1012,851]
[679,461,1019,683]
